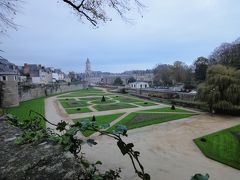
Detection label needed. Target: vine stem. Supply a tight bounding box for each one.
[28,110,148,180]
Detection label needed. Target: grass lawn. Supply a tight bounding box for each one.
[65,107,92,114]
[194,124,240,170]
[91,99,116,105]
[59,99,89,108]
[59,92,111,98]
[111,95,142,103]
[78,97,103,101]
[58,88,107,97]
[133,101,158,107]
[94,103,138,111]
[5,97,45,127]
[74,113,124,137]
[107,112,194,132]
[142,107,194,113]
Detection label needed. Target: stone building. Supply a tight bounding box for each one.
[0,57,19,107]
[22,64,65,84]
[129,81,150,89]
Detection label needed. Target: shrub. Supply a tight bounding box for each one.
[171,99,208,111]
[213,101,240,115]
[171,105,175,110]
[101,96,106,102]
[148,92,179,99]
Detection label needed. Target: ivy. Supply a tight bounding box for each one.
[56,121,67,132]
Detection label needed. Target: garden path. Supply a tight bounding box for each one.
[82,114,240,180]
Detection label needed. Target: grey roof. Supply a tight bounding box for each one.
[0,71,18,75]
[0,56,18,74]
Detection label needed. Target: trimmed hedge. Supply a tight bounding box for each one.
[149,97,208,111]
[148,92,179,99]
[171,99,208,111]
[213,101,240,116]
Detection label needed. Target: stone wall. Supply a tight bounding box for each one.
[0,81,19,107]
[0,119,82,180]
[0,81,87,107]
[19,82,87,102]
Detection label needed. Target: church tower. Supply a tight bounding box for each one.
[85,58,91,83]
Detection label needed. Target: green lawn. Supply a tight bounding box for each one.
[60,92,109,97]
[107,112,194,132]
[74,113,124,137]
[194,124,240,170]
[133,101,158,107]
[91,99,116,105]
[111,95,142,103]
[65,107,92,114]
[59,99,89,108]
[58,88,107,97]
[6,97,45,127]
[94,103,138,111]
[78,97,104,101]
[142,107,194,113]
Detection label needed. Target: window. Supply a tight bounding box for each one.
[2,76,7,81]
[14,76,17,81]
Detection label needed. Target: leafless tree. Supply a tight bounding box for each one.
[61,0,144,26]
[0,0,144,34]
[0,0,21,34]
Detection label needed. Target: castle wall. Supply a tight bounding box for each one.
[0,80,19,107]
[0,81,87,107]
[18,82,87,102]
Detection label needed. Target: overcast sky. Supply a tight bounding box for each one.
[1,0,240,73]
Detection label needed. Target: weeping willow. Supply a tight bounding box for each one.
[198,64,240,114]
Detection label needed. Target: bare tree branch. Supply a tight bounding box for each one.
[0,0,22,34]
[62,0,144,26]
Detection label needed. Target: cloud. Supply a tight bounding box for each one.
[1,0,240,73]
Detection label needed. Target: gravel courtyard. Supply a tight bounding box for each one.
[81,114,240,180]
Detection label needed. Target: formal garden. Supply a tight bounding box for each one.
[6,88,198,137]
[57,88,160,114]
[54,88,198,137]
[4,87,240,178]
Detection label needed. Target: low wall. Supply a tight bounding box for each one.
[19,82,87,102]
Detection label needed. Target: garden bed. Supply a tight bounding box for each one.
[107,112,195,132]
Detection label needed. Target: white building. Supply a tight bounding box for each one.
[129,82,149,89]
[169,83,184,92]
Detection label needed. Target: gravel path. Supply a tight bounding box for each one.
[45,96,73,130]
[82,114,240,180]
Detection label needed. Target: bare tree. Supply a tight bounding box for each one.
[0,0,21,34]
[62,0,144,26]
[0,0,144,34]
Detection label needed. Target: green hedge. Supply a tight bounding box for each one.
[149,97,208,111]
[213,101,240,116]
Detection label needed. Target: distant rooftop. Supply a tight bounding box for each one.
[0,56,18,75]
